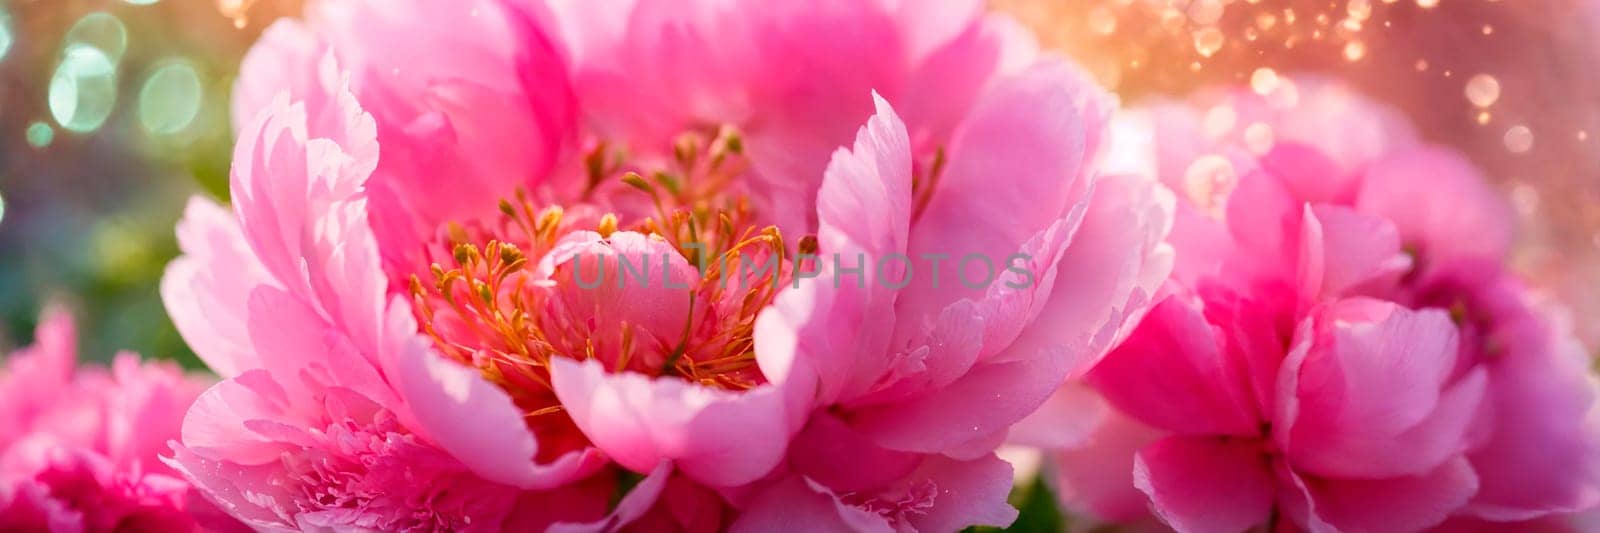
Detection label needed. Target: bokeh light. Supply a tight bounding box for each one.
[0,7,13,61]
[63,12,128,63]
[26,122,54,148]
[138,61,204,135]
[49,45,119,133]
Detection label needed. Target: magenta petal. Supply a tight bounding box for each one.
[1133,436,1275,533]
[1088,296,1262,436]
[1282,302,1483,479]
[548,462,673,533]
[1290,457,1479,532]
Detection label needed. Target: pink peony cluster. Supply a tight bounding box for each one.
[55,0,1588,530]
[159,0,1170,530]
[0,310,231,532]
[1023,79,1600,531]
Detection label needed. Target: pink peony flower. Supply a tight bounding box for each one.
[0,309,232,532]
[1029,79,1600,531]
[163,0,1172,530]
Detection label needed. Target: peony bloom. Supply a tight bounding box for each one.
[1028,79,1600,531]
[0,309,229,532]
[162,0,1172,530]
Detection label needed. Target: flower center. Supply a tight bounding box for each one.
[406,126,795,423]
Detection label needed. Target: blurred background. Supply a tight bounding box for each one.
[0,0,1596,370]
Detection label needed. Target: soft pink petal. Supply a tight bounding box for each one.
[229,92,387,363]
[537,230,699,354]
[1296,204,1412,302]
[787,412,922,494]
[902,58,1106,317]
[1008,381,1110,450]
[232,19,326,134]
[903,453,1020,532]
[1259,142,1358,205]
[730,476,893,533]
[846,342,1071,455]
[163,197,276,378]
[1133,436,1275,533]
[1003,171,1174,378]
[163,445,299,531]
[1355,146,1516,267]
[0,309,78,448]
[549,358,789,487]
[179,371,294,466]
[1289,457,1479,533]
[1281,301,1484,479]
[1462,298,1600,519]
[1050,392,1165,523]
[394,337,601,489]
[815,92,912,264]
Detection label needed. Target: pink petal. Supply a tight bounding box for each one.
[548,462,673,533]
[394,337,602,489]
[229,92,387,362]
[1049,392,1166,523]
[179,371,293,466]
[163,197,276,378]
[903,453,1020,532]
[815,92,912,261]
[1355,147,1516,267]
[163,445,298,531]
[1002,171,1175,378]
[751,95,914,408]
[1462,301,1600,519]
[537,231,699,352]
[730,476,894,533]
[1259,142,1358,205]
[1087,295,1262,437]
[787,412,922,494]
[549,358,790,487]
[232,19,325,135]
[1289,457,1479,532]
[846,342,1071,455]
[1133,436,1275,533]
[1281,301,1484,479]
[902,58,1106,317]
[1296,204,1412,302]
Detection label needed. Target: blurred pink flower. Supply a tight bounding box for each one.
[163,0,1172,529]
[0,310,230,532]
[1031,79,1600,531]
